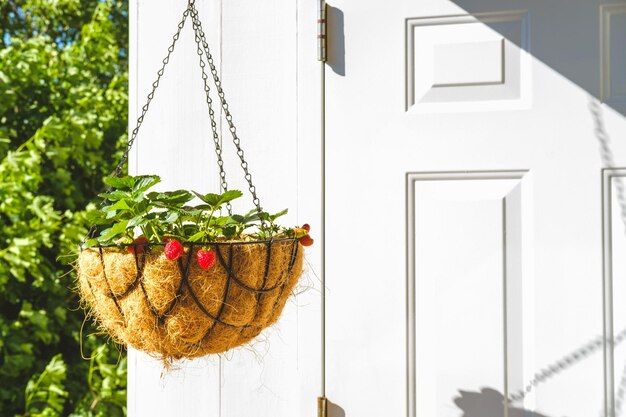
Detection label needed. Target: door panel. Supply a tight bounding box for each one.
[408,171,532,415]
[406,11,531,113]
[325,0,626,416]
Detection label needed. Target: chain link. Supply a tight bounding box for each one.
[190,8,231,214]
[189,4,267,228]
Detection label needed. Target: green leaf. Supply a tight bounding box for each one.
[221,225,238,238]
[99,189,131,201]
[102,176,136,190]
[230,214,246,224]
[243,209,262,223]
[269,208,288,221]
[148,190,194,207]
[105,199,131,211]
[127,215,147,229]
[85,210,108,225]
[192,189,243,207]
[160,211,179,224]
[98,219,129,242]
[180,207,203,217]
[134,198,151,215]
[105,208,119,219]
[132,192,146,203]
[192,191,220,206]
[218,190,244,205]
[187,231,206,242]
[132,175,161,193]
[24,354,68,416]
[83,239,99,248]
[193,204,213,211]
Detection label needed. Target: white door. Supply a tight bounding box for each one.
[324,1,626,417]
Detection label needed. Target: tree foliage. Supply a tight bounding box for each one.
[0,1,128,415]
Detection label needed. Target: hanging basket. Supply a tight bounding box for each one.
[78,240,303,359]
[77,1,309,360]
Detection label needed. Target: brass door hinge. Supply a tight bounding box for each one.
[317,0,327,62]
[317,396,328,417]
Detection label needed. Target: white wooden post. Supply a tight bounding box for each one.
[128,1,321,415]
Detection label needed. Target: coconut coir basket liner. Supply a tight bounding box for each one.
[77,238,303,360]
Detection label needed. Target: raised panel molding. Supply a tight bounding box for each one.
[432,39,505,87]
[406,170,533,417]
[405,11,531,113]
[601,4,626,106]
[602,168,626,417]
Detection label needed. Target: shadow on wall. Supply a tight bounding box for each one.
[590,96,626,229]
[447,0,626,115]
[327,4,345,76]
[452,327,626,416]
[590,96,626,417]
[324,389,554,417]
[440,98,626,417]
[455,388,550,417]
[328,399,346,417]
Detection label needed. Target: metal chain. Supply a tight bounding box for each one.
[189,4,267,228]
[190,9,231,214]
[84,6,191,242]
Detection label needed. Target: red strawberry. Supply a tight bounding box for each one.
[164,239,184,260]
[302,223,311,232]
[299,234,314,247]
[128,236,149,254]
[197,248,217,270]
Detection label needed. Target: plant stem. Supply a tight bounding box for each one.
[205,206,217,239]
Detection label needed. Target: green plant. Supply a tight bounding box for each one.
[85,175,296,246]
[68,346,127,417]
[0,0,128,415]
[20,348,127,417]
[22,354,68,417]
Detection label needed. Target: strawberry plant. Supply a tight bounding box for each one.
[84,174,308,247]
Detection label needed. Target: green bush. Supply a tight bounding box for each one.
[0,1,129,415]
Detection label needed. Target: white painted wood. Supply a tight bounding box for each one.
[409,172,533,415]
[432,40,504,86]
[604,168,626,416]
[324,1,626,417]
[407,11,530,112]
[128,1,321,416]
[216,2,320,416]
